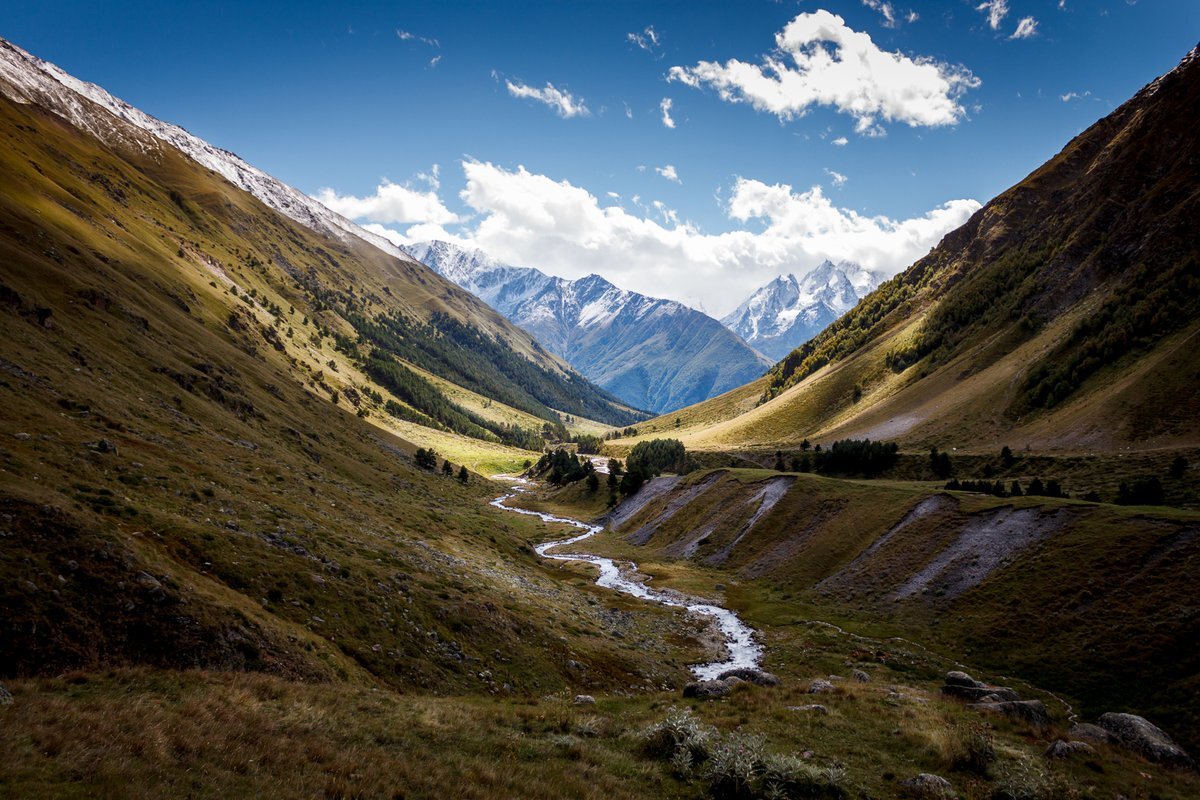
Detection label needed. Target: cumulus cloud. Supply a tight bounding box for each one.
[655,164,681,183]
[825,168,848,188]
[832,136,849,146]
[667,11,979,135]
[976,0,1009,30]
[660,97,676,128]
[505,80,590,118]
[1010,17,1038,39]
[312,167,463,245]
[452,161,979,315]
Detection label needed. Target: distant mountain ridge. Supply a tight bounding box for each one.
[406,241,771,414]
[721,261,884,360]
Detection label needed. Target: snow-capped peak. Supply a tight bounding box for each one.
[721,261,884,361]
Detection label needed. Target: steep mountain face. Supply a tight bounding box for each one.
[0,36,638,441]
[406,241,771,414]
[721,261,883,360]
[637,43,1200,453]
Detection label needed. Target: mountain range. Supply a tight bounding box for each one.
[720,261,885,361]
[405,240,770,414]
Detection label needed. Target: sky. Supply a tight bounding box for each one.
[5,1,1196,316]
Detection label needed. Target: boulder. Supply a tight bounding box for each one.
[1067,722,1115,744]
[967,699,1050,727]
[941,671,1020,702]
[683,677,743,699]
[899,772,954,797]
[1098,713,1194,768]
[944,671,984,688]
[851,669,871,683]
[943,684,1021,702]
[807,679,836,694]
[1045,739,1095,759]
[788,704,829,715]
[572,695,596,705]
[717,667,779,687]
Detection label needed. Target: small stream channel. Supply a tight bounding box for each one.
[490,477,763,681]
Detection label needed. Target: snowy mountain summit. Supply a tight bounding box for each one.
[722,261,885,361]
[406,241,770,413]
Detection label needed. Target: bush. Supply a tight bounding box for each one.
[639,707,714,763]
[640,710,846,799]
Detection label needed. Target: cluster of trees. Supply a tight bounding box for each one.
[626,439,687,477]
[945,477,1066,498]
[575,434,604,454]
[414,447,469,483]
[603,427,640,441]
[534,450,595,486]
[929,446,953,479]
[1116,477,1164,506]
[1016,255,1198,412]
[810,439,899,477]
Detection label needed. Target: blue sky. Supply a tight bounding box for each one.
[5,1,1196,314]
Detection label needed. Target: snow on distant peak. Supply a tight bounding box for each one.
[0,36,418,266]
[721,260,882,361]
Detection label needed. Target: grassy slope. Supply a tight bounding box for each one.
[577,469,1200,754]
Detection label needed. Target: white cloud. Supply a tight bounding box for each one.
[1010,17,1038,39]
[429,55,442,68]
[452,161,979,316]
[505,80,590,118]
[655,164,681,183]
[623,101,633,119]
[861,0,897,28]
[312,167,462,246]
[825,168,848,188]
[906,10,920,23]
[660,97,676,128]
[627,25,661,53]
[1060,90,1091,102]
[976,0,1009,30]
[832,136,849,146]
[396,28,439,47]
[668,11,979,135]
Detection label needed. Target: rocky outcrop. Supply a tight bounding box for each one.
[1098,713,1194,768]
[968,699,1050,727]
[807,679,836,694]
[940,671,1020,703]
[1045,739,1095,759]
[717,667,779,687]
[683,676,744,699]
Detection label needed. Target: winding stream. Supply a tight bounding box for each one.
[490,478,763,681]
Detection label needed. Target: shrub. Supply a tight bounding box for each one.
[639,707,714,763]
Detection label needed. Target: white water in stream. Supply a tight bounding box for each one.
[491,478,763,680]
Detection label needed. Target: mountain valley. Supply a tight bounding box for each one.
[0,21,1198,800]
